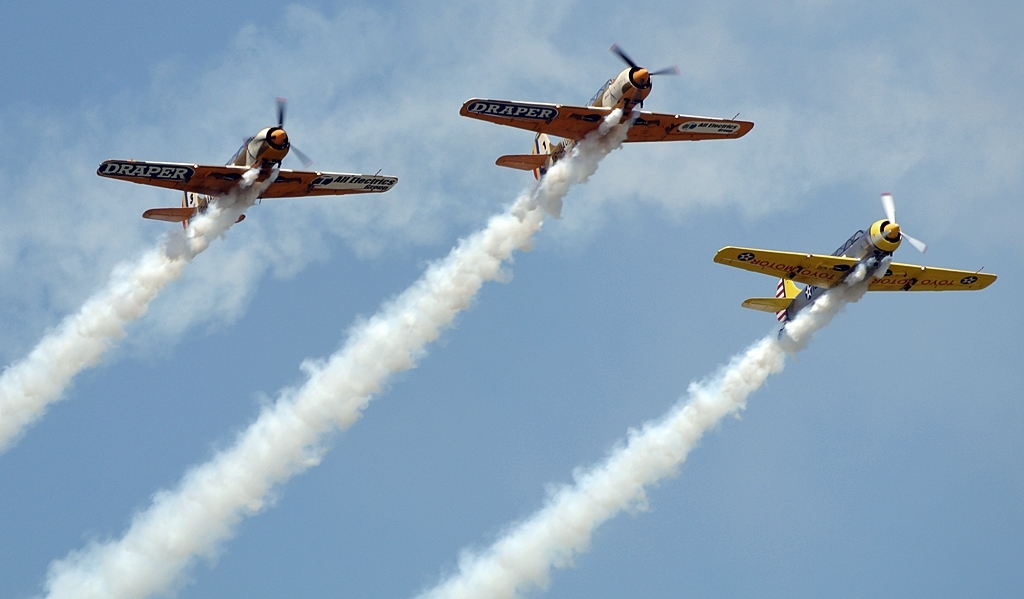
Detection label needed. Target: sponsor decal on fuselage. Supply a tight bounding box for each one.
[466,101,558,121]
[676,121,741,135]
[98,161,194,181]
[311,174,397,192]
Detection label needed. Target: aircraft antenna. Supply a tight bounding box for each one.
[375,169,382,176]
[732,112,740,120]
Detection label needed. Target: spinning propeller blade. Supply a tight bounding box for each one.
[291,145,313,168]
[610,44,638,68]
[270,98,314,167]
[880,193,927,253]
[881,192,896,223]
[276,97,287,126]
[610,45,679,77]
[648,65,680,76]
[903,233,928,253]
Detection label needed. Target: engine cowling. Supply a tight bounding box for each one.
[867,219,902,253]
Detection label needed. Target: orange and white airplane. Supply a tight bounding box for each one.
[715,193,996,327]
[460,45,754,178]
[97,99,397,225]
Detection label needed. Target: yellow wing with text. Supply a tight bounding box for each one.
[97,160,397,198]
[460,99,753,142]
[868,263,996,291]
[714,246,857,288]
[714,247,997,291]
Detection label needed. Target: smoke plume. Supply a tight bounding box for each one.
[416,274,871,599]
[39,114,629,599]
[0,168,272,453]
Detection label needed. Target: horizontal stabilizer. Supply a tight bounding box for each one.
[495,154,550,171]
[741,297,792,313]
[142,207,196,222]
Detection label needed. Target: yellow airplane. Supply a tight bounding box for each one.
[714,193,996,324]
[97,99,397,225]
[460,45,754,178]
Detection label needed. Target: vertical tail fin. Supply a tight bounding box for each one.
[532,133,552,180]
[740,278,800,317]
[775,278,800,322]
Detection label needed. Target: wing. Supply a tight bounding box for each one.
[461,99,753,142]
[627,111,754,142]
[461,99,609,140]
[98,160,397,198]
[98,160,239,195]
[869,263,996,291]
[260,170,398,198]
[714,246,858,288]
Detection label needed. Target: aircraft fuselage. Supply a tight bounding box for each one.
[229,126,291,169]
[782,219,902,320]
[177,125,292,226]
[530,67,649,178]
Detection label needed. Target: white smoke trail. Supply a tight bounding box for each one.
[39,112,629,599]
[416,275,872,599]
[0,168,272,454]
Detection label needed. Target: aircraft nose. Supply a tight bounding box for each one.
[884,222,901,240]
[269,128,288,146]
[633,68,650,87]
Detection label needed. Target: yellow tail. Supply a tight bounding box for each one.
[740,278,801,321]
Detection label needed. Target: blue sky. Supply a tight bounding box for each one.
[1,1,1022,598]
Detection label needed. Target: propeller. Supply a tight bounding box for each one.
[290,146,313,168]
[881,191,896,223]
[648,65,682,76]
[609,44,680,79]
[276,97,286,126]
[610,44,639,68]
[880,192,927,253]
[272,97,313,167]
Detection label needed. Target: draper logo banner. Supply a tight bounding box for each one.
[98,161,195,181]
[466,100,558,121]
